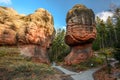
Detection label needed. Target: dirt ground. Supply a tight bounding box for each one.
[94,64,120,80]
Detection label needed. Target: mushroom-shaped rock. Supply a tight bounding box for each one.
[65,4,97,65]
[0,7,55,64]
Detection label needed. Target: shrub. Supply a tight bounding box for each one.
[114,48,120,63]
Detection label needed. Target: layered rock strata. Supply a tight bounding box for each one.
[65,4,97,65]
[0,6,55,64]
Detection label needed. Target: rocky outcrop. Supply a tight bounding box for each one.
[0,6,55,64]
[65,4,97,65]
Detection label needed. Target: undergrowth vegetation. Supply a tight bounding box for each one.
[0,47,56,80]
[70,56,105,71]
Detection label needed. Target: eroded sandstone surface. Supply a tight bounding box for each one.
[0,6,55,64]
[65,4,97,65]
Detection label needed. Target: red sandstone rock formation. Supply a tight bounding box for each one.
[0,7,55,64]
[65,4,97,65]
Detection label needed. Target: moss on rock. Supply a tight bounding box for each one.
[66,4,95,24]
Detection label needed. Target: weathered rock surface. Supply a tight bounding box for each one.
[0,6,55,64]
[65,4,97,65]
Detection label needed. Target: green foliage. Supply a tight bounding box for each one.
[94,7,120,73]
[93,7,120,51]
[49,29,70,62]
[72,64,88,71]
[93,15,117,50]
[92,36,101,50]
[85,56,104,67]
[0,47,56,80]
[115,18,120,47]
[0,47,19,57]
[114,48,120,62]
[71,56,104,71]
[14,62,54,75]
[1,63,54,80]
[89,56,104,65]
[113,8,120,63]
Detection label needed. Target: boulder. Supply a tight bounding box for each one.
[0,6,55,64]
[65,4,97,65]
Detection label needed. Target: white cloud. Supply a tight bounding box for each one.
[96,11,113,22]
[62,26,66,29]
[0,0,11,5]
[55,24,66,30]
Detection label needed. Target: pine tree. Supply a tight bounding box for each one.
[106,16,115,47]
[49,29,70,62]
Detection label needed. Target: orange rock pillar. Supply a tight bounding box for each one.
[65,4,97,65]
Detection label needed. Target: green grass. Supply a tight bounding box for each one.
[62,55,105,72]
[98,48,115,58]
[0,47,56,80]
[69,56,105,71]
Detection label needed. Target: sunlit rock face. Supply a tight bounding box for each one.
[0,6,55,64]
[65,4,97,65]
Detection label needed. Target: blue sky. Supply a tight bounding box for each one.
[0,0,120,29]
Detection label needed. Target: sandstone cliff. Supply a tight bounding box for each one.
[0,6,55,64]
